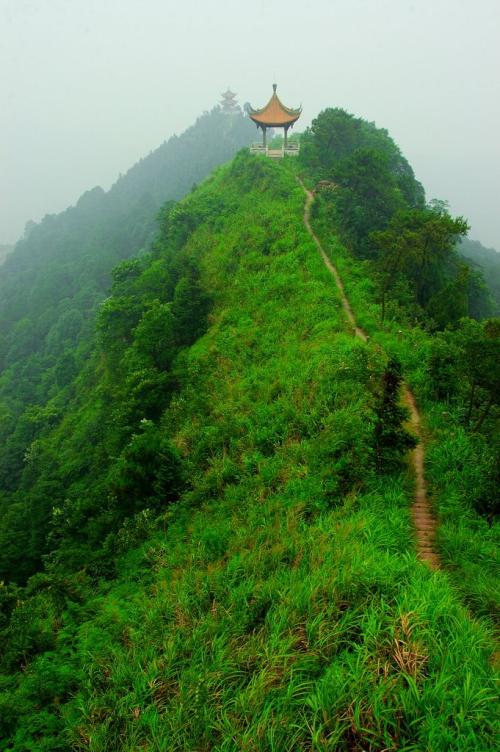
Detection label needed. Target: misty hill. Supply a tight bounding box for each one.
[0,109,253,492]
[0,111,497,750]
[0,108,254,363]
[0,244,13,266]
[458,237,500,313]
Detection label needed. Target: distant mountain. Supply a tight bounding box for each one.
[0,109,254,358]
[0,107,254,508]
[458,237,500,313]
[0,243,13,266]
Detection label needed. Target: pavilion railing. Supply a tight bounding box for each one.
[249,143,300,158]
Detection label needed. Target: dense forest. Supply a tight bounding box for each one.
[0,107,254,582]
[0,107,498,750]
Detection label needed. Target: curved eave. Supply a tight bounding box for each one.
[249,112,301,128]
[249,90,302,128]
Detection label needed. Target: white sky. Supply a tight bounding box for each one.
[1,0,499,248]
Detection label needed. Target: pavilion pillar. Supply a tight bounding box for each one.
[284,126,289,149]
[262,126,267,148]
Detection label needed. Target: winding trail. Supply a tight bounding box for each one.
[299,179,440,569]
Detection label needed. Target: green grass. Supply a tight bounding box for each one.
[1,155,498,751]
[308,191,499,630]
[61,491,496,751]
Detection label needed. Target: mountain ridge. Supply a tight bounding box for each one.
[0,110,498,750]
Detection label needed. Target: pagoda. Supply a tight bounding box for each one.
[248,84,301,157]
[220,88,240,113]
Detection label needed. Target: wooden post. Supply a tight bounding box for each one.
[262,126,267,148]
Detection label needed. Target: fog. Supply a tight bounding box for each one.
[1,0,499,249]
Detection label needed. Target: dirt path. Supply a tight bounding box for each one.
[299,179,440,569]
[301,184,368,343]
[402,387,440,569]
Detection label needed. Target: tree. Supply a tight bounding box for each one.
[133,300,176,370]
[300,108,364,174]
[300,107,425,208]
[371,207,469,322]
[373,358,416,472]
[427,335,461,401]
[331,148,406,257]
[110,421,184,514]
[458,318,500,431]
[97,295,143,362]
[426,264,470,328]
[171,273,211,346]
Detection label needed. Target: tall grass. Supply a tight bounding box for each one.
[1,155,497,751]
[308,183,499,631]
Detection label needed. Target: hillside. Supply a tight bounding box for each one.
[0,245,13,266]
[459,237,500,313]
[0,108,254,524]
[0,108,253,357]
[0,105,498,750]
[0,131,498,749]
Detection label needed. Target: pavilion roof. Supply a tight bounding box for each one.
[248,84,301,128]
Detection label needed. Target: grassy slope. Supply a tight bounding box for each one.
[309,203,499,624]
[2,156,497,751]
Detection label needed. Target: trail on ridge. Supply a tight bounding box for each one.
[298,178,440,569]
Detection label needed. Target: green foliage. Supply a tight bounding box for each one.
[374,357,416,471]
[133,301,176,370]
[300,107,425,209]
[171,272,211,346]
[300,108,491,327]
[0,109,253,587]
[0,121,497,750]
[303,187,498,612]
[0,153,497,750]
[460,318,500,430]
[110,421,184,515]
[428,318,500,434]
[328,147,407,257]
[459,236,500,314]
[0,109,254,571]
[371,206,469,323]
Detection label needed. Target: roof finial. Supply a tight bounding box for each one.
[273,83,277,93]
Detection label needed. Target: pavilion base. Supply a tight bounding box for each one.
[249,143,300,158]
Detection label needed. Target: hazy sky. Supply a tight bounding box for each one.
[1,0,499,249]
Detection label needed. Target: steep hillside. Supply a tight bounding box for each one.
[300,109,498,617]
[0,153,497,751]
[0,108,253,354]
[0,108,254,530]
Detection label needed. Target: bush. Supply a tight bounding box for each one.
[110,421,184,514]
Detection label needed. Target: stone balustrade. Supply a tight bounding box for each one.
[249,143,300,158]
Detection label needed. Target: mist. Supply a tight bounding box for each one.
[1,0,499,249]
